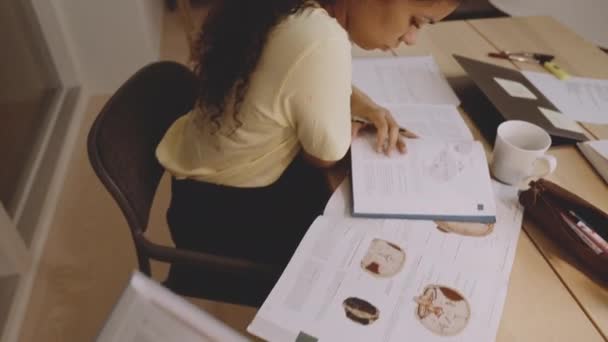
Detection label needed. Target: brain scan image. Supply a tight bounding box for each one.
[360,239,406,278]
[414,285,471,336]
[342,297,380,326]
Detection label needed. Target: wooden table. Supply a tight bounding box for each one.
[335,16,607,342]
[469,17,608,340]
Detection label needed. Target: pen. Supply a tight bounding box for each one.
[568,210,608,254]
[487,51,571,80]
[351,117,418,138]
[560,212,603,254]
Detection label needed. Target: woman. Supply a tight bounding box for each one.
[157,0,460,269]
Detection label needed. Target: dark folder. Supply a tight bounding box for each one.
[454,55,588,143]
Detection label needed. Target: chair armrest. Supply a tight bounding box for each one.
[138,235,281,278]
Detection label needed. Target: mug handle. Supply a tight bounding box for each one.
[520,155,557,189]
[533,155,558,178]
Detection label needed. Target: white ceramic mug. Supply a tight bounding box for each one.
[490,120,557,186]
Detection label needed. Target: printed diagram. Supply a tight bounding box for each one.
[360,239,406,278]
[427,142,474,183]
[342,297,380,326]
[453,141,474,154]
[435,221,495,237]
[414,285,471,336]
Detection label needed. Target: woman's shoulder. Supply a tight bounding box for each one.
[271,5,349,51]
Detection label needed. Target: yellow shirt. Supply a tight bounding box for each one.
[156,7,352,187]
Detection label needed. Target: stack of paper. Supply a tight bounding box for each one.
[523,71,608,124]
[578,140,608,184]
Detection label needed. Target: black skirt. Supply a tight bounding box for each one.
[166,155,331,267]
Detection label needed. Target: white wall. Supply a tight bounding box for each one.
[0,1,40,102]
[139,0,165,58]
[490,0,608,47]
[51,0,164,93]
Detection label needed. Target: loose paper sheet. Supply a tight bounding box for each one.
[578,140,608,184]
[586,140,608,160]
[352,56,460,107]
[523,71,608,124]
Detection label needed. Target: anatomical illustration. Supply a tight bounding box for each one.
[360,239,406,278]
[342,297,380,326]
[427,142,474,183]
[414,285,471,336]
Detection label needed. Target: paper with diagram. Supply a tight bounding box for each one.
[248,182,524,342]
[351,135,496,223]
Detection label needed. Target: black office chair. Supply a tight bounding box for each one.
[87,61,281,307]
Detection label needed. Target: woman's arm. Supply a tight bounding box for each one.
[300,150,338,168]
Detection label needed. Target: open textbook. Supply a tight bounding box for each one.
[97,271,247,342]
[350,56,496,222]
[248,181,524,342]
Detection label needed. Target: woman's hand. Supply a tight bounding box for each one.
[351,86,418,155]
[351,86,417,155]
[352,107,409,155]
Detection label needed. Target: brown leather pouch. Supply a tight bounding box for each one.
[519,179,608,285]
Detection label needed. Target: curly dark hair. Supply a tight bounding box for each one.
[194,0,461,132]
[194,0,336,132]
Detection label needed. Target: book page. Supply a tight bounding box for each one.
[350,136,496,222]
[352,56,460,107]
[325,105,474,218]
[388,104,473,142]
[523,71,608,124]
[249,182,523,342]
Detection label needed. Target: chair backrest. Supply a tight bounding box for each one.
[88,61,197,234]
